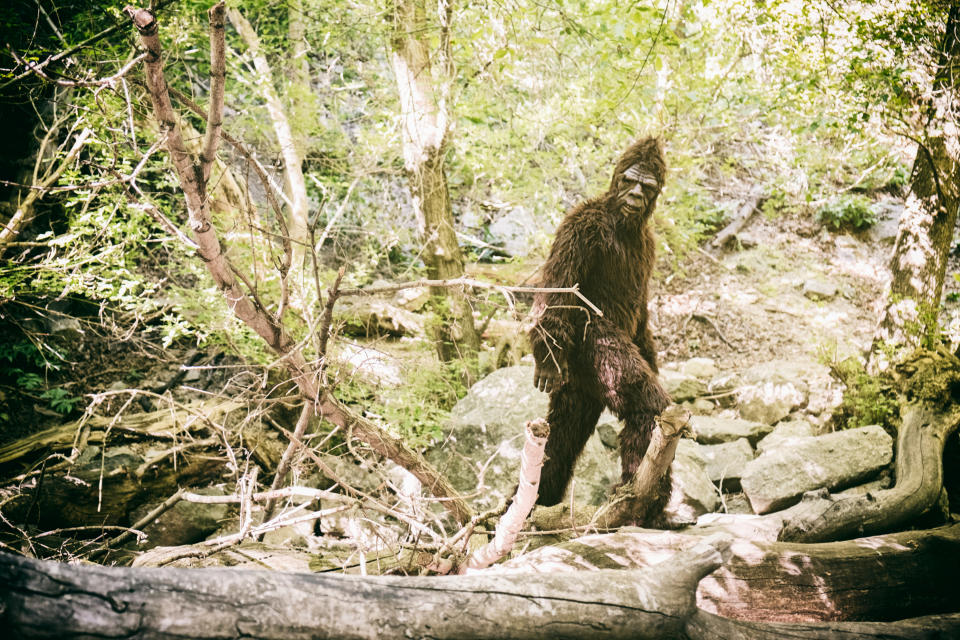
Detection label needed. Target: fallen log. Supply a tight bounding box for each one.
[0,537,728,640]
[0,399,241,467]
[775,348,960,542]
[709,190,764,249]
[685,610,960,640]
[496,523,960,623]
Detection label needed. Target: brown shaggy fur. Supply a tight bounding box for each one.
[528,137,671,506]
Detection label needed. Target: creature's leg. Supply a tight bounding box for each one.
[584,319,670,484]
[537,385,604,506]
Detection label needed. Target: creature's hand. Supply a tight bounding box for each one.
[534,360,566,393]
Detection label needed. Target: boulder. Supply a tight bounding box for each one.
[802,279,838,301]
[336,344,403,388]
[689,415,772,445]
[660,369,706,402]
[756,418,815,454]
[431,365,618,510]
[741,425,894,514]
[738,379,807,425]
[662,440,720,527]
[681,357,720,380]
[697,437,755,490]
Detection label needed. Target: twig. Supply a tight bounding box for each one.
[692,313,737,350]
[92,488,185,557]
[263,401,314,520]
[340,277,604,318]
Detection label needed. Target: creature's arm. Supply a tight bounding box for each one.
[528,208,603,392]
[633,301,659,375]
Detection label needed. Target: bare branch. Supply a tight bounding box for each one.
[460,419,549,573]
[340,277,605,318]
[200,2,226,182]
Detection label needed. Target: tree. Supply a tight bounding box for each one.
[389,0,480,362]
[873,2,960,360]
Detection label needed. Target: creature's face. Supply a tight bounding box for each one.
[617,163,660,217]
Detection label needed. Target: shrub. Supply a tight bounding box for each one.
[816,195,877,231]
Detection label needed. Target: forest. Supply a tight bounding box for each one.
[0,0,959,638]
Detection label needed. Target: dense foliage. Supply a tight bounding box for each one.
[0,0,952,441]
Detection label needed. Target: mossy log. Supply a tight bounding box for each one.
[500,523,960,623]
[0,399,241,467]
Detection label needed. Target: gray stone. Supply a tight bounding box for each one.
[867,200,903,244]
[803,279,838,301]
[662,441,720,527]
[431,365,618,510]
[690,415,772,445]
[488,206,541,257]
[132,487,232,549]
[756,419,815,454]
[681,357,719,379]
[692,397,715,413]
[738,381,807,425]
[697,437,755,490]
[183,367,203,383]
[47,316,84,340]
[741,425,894,514]
[660,369,707,402]
[720,492,754,515]
[337,344,402,388]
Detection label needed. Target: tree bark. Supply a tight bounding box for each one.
[390,0,479,361]
[126,7,472,525]
[226,6,310,268]
[501,524,960,623]
[0,540,726,639]
[874,4,960,358]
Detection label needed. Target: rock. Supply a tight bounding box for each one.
[488,206,540,257]
[392,286,429,311]
[47,316,84,341]
[741,425,894,514]
[720,492,754,515]
[261,521,314,548]
[834,235,858,249]
[662,440,720,527]
[803,279,838,301]
[734,232,759,249]
[738,380,807,425]
[107,380,128,392]
[681,357,719,379]
[697,438,754,490]
[756,418,815,454]
[336,344,402,388]
[132,487,232,549]
[431,365,618,510]
[660,369,706,402]
[183,367,203,383]
[336,298,425,337]
[867,200,903,244]
[689,415,772,445]
[595,411,621,449]
[691,397,715,413]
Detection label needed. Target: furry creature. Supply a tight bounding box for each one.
[528,137,671,506]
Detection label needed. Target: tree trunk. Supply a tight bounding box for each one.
[390,0,479,361]
[501,524,960,623]
[227,7,310,269]
[874,4,960,360]
[4,540,958,639]
[0,540,725,640]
